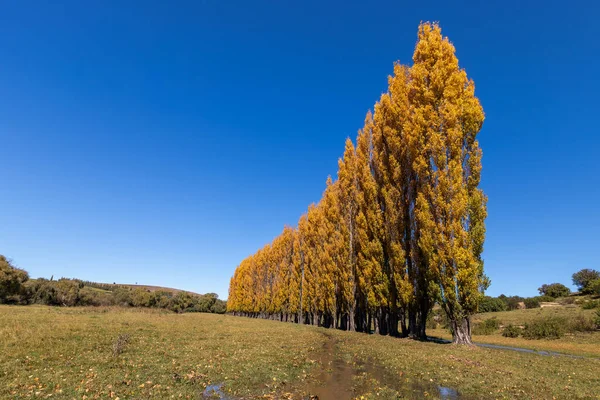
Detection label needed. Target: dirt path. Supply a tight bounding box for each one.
[306,332,356,400]
[306,332,458,399]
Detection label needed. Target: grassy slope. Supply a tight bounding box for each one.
[28,278,203,296]
[431,306,600,357]
[111,284,203,296]
[1,306,599,399]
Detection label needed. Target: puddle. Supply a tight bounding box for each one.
[203,383,229,399]
[438,386,459,399]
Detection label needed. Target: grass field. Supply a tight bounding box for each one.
[1,306,599,399]
[430,306,600,358]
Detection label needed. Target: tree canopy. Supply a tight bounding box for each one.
[572,269,600,294]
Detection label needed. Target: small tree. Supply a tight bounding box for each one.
[0,255,29,303]
[572,269,600,294]
[538,283,571,298]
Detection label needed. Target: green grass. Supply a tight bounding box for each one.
[473,306,597,326]
[1,305,599,399]
[431,306,600,357]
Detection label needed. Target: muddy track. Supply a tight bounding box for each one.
[306,332,458,400]
[305,332,355,399]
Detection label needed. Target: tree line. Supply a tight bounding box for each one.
[228,23,487,344]
[0,255,226,314]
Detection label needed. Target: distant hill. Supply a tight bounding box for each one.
[100,283,204,297]
[17,277,226,313]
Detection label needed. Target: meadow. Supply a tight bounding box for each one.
[1,305,599,399]
[430,306,600,358]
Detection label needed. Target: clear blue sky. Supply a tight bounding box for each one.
[1,1,598,299]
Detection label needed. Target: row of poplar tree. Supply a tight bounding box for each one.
[227,23,488,344]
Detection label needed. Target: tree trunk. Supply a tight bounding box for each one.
[451,317,472,345]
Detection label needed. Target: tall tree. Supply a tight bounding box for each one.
[408,23,487,344]
[337,138,360,330]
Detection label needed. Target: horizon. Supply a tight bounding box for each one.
[2,0,599,300]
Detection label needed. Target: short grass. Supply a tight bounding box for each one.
[1,305,599,399]
[431,306,600,357]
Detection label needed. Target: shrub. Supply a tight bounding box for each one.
[557,296,576,305]
[581,300,600,310]
[524,297,540,309]
[502,324,521,338]
[588,279,600,296]
[472,318,501,335]
[523,295,554,309]
[500,295,525,310]
[0,255,29,304]
[478,296,508,313]
[569,314,596,332]
[522,317,567,339]
[572,269,600,294]
[595,310,600,329]
[537,295,555,303]
[538,283,571,298]
[426,315,438,330]
[112,333,131,357]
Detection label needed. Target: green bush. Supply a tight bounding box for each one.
[522,317,567,339]
[0,255,29,304]
[588,279,600,296]
[537,295,555,303]
[498,295,525,310]
[472,318,501,335]
[595,310,600,329]
[502,324,521,338]
[523,297,540,309]
[523,295,554,309]
[581,300,600,310]
[538,283,571,298]
[478,296,508,313]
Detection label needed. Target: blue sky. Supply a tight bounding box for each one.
[1,0,598,299]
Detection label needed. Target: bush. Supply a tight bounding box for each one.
[537,295,555,303]
[569,314,596,332]
[478,296,508,313]
[524,297,540,309]
[498,294,525,310]
[502,324,521,338]
[524,295,554,309]
[588,279,600,296]
[112,333,131,357]
[557,296,576,305]
[522,317,567,339]
[581,300,600,310]
[595,310,600,329]
[0,255,29,304]
[472,318,501,335]
[538,283,571,298]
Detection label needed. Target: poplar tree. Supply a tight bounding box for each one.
[408,23,487,344]
[337,138,360,331]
